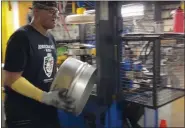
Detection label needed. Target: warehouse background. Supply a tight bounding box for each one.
[1,1,184,127]
[1,1,183,62]
[122,2,181,32]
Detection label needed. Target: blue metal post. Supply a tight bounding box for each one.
[154,109,159,128]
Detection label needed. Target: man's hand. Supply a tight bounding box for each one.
[42,88,75,112]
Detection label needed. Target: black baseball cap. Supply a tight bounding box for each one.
[30,1,58,9]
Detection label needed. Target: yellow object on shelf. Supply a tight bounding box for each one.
[57,55,68,65]
[57,60,62,65]
[58,55,68,61]
[72,1,76,14]
[61,55,68,61]
[91,48,96,56]
[57,56,62,61]
[76,7,86,14]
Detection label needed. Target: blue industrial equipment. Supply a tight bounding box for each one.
[76,1,95,8]
[121,58,143,89]
[133,61,142,72]
[121,59,133,89]
[57,1,145,128]
[76,1,85,7]
[58,97,123,128]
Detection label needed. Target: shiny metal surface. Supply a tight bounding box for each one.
[50,57,96,115]
[65,43,95,48]
[50,57,84,90]
[66,63,96,115]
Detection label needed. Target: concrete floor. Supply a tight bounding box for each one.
[168,97,184,127]
[138,97,184,127]
[2,97,184,128]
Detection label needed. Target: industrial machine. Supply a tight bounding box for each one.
[1,1,183,128]
[56,43,94,65]
[51,1,184,128]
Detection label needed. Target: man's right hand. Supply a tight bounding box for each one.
[4,70,75,112]
[41,88,75,113]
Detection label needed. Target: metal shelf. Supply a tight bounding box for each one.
[119,87,184,109]
[56,39,80,44]
[119,33,184,109]
[121,33,185,41]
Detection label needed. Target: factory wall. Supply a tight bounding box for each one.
[162,4,179,32]
[123,3,180,32]
[1,1,32,63]
[50,25,80,41]
[2,2,15,63]
[1,1,14,101]
[1,2,182,62]
[18,2,32,26]
[1,1,31,101]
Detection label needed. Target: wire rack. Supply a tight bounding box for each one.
[119,33,185,109]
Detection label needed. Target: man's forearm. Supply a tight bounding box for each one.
[11,77,44,102]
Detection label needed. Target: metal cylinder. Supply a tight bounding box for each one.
[50,57,85,90]
[50,57,96,115]
[173,8,184,33]
[66,63,96,115]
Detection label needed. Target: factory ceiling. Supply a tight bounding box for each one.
[63,1,180,14]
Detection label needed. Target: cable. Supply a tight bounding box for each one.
[139,41,153,63]
[144,41,151,62]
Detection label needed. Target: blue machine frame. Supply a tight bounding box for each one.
[58,1,124,128]
[58,97,123,128]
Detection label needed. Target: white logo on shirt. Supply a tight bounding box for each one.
[38,44,55,53]
[38,45,55,50]
[43,53,54,77]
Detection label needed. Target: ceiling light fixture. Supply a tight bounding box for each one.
[121,4,144,17]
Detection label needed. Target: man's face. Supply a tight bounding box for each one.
[35,5,59,29]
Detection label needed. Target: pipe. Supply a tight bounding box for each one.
[72,1,76,14]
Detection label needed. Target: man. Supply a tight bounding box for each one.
[3,1,74,128]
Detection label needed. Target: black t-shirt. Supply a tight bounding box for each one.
[4,25,58,122]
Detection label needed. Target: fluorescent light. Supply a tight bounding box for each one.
[121,4,144,17]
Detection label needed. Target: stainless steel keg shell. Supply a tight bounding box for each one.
[50,57,96,115]
[50,57,85,90]
[66,63,96,115]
